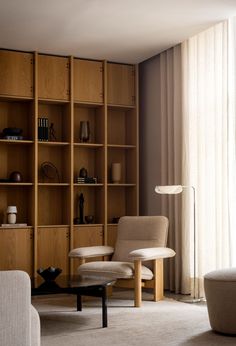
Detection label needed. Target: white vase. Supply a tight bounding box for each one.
[8,213,16,224]
[111,163,121,183]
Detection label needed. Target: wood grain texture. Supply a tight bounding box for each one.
[38,55,70,100]
[74,59,103,103]
[0,50,33,98]
[37,227,69,274]
[0,228,33,275]
[107,63,135,106]
[134,259,142,307]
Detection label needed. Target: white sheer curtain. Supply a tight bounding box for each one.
[181,20,236,297]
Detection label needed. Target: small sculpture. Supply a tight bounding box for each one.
[49,123,56,141]
[79,193,85,224]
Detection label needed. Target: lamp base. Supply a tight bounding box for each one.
[178,297,205,304]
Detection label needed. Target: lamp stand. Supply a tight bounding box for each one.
[155,184,204,303]
[179,186,203,303]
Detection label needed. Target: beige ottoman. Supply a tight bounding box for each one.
[204,268,236,334]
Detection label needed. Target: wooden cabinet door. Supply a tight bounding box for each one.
[37,227,69,274]
[74,59,103,103]
[72,226,103,273]
[0,228,33,276]
[38,55,70,100]
[0,50,33,98]
[107,63,135,106]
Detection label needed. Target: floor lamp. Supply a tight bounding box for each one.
[155,185,201,303]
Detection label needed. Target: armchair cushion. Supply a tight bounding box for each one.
[129,247,176,261]
[69,246,114,259]
[112,216,169,270]
[78,261,153,280]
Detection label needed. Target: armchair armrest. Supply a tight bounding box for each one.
[0,270,31,346]
[69,245,114,259]
[128,247,176,261]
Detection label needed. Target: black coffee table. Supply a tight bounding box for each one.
[31,275,115,328]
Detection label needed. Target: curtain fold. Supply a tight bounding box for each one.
[158,46,190,293]
[181,21,233,297]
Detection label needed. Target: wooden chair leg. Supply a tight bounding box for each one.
[134,259,142,307]
[153,259,164,301]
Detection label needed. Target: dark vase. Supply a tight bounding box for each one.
[79,121,90,142]
[79,167,88,178]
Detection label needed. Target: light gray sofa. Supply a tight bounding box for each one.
[0,270,40,346]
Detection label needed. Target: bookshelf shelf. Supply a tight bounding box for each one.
[0,139,34,144]
[107,183,136,187]
[37,224,70,228]
[73,224,103,228]
[73,183,103,187]
[107,144,136,149]
[74,143,103,148]
[38,98,70,105]
[0,183,33,186]
[38,183,70,186]
[38,141,70,146]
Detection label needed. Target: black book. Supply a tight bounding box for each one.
[38,118,42,141]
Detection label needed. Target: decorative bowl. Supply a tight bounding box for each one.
[37,267,62,281]
[9,171,23,182]
[3,127,23,136]
[85,215,94,224]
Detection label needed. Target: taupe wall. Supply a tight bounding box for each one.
[139,55,162,216]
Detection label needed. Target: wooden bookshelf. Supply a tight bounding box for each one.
[0,49,139,277]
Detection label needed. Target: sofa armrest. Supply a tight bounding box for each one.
[69,246,114,259]
[128,247,176,261]
[0,270,31,346]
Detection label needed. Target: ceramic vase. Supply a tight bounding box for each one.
[111,163,121,183]
[79,121,90,142]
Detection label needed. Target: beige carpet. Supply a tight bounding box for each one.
[32,289,236,346]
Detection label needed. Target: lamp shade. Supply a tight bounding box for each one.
[6,206,17,214]
[155,185,183,194]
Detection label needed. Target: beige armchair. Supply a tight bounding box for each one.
[69,216,175,307]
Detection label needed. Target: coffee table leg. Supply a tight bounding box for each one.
[102,287,107,328]
[77,294,82,311]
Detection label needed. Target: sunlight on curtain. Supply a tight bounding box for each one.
[228,18,236,265]
[181,20,236,297]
